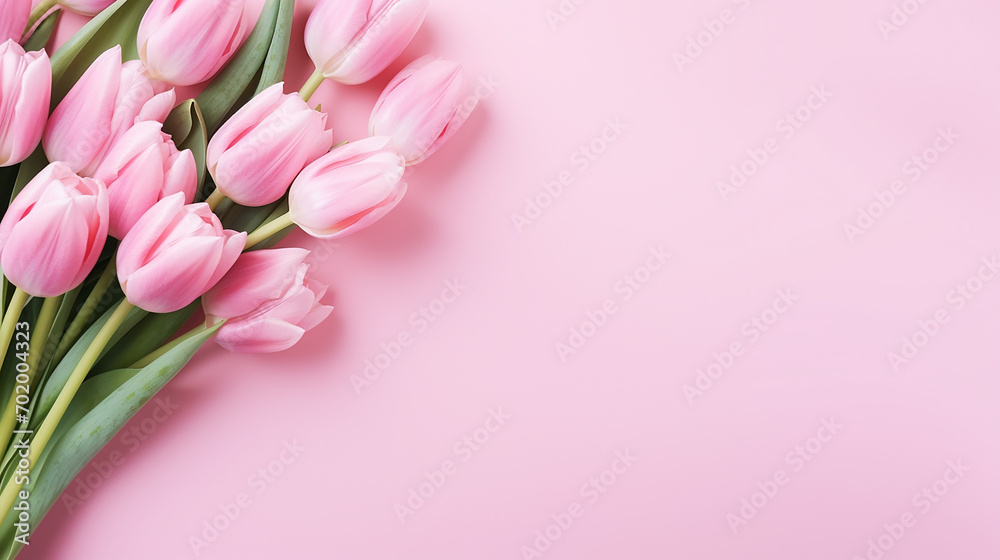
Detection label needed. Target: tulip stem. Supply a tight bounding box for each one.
[205,188,227,211]
[129,322,214,369]
[25,0,58,33]
[0,296,60,456]
[245,213,295,248]
[50,259,118,369]
[299,70,326,104]
[0,300,134,519]
[0,288,30,372]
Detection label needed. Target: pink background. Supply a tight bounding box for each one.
[22,0,1000,558]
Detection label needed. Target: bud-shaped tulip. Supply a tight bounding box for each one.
[1,0,29,43]
[60,0,116,16]
[117,193,245,313]
[44,46,175,176]
[370,56,476,166]
[0,40,50,166]
[137,0,248,86]
[203,248,333,353]
[207,83,332,207]
[94,121,197,239]
[304,0,428,85]
[0,162,108,297]
[288,136,405,239]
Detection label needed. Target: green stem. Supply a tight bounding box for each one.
[0,296,60,454]
[0,300,134,518]
[0,288,30,371]
[205,188,227,211]
[298,69,325,103]
[26,296,60,376]
[50,259,117,368]
[244,213,295,248]
[129,322,213,369]
[25,0,58,33]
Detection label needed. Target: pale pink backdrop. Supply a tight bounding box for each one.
[21,0,1000,559]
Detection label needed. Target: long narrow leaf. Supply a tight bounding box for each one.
[256,0,294,94]
[0,324,218,557]
[196,0,280,134]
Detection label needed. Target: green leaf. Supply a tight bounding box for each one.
[162,101,195,146]
[33,285,82,382]
[93,302,198,372]
[256,0,294,94]
[221,199,282,233]
[29,302,147,429]
[196,0,280,134]
[22,10,62,53]
[49,0,153,106]
[0,323,218,558]
[164,100,208,193]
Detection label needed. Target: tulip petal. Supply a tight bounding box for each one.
[203,248,310,319]
[43,46,123,173]
[116,192,186,279]
[216,317,306,353]
[123,235,224,312]
[2,198,90,297]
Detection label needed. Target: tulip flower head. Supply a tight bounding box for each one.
[0,163,108,297]
[288,136,406,239]
[0,40,51,167]
[117,193,245,313]
[369,56,476,166]
[203,248,333,353]
[0,0,29,43]
[304,0,429,85]
[207,83,332,207]
[138,0,249,86]
[94,121,197,239]
[43,46,176,177]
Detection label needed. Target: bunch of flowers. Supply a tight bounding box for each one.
[0,0,476,553]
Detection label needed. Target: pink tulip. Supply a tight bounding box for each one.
[369,56,476,166]
[117,193,245,313]
[43,46,175,177]
[288,136,405,239]
[138,0,249,86]
[0,162,108,297]
[0,40,50,167]
[207,83,332,207]
[60,0,116,16]
[304,0,428,85]
[94,121,197,239]
[1,0,29,43]
[202,248,332,353]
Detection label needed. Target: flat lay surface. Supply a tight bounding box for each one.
[21,0,1000,558]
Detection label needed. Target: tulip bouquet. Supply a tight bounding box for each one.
[0,0,475,554]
